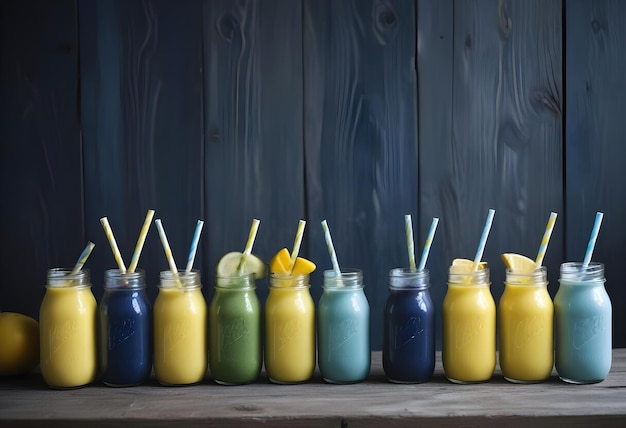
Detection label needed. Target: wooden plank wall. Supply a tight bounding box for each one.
[0,0,624,350]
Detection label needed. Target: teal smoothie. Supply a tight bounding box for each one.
[555,262,612,384]
[317,269,370,384]
[209,273,261,385]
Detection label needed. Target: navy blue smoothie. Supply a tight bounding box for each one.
[383,268,435,383]
[98,269,152,386]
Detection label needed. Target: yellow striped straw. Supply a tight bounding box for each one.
[417,217,439,271]
[289,220,306,271]
[155,219,178,274]
[321,219,341,276]
[535,212,558,267]
[405,215,416,271]
[70,241,95,275]
[127,209,155,273]
[100,217,127,273]
[237,219,261,276]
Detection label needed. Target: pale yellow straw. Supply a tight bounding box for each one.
[127,209,155,273]
[70,241,95,275]
[418,217,439,271]
[405,215,416,271]
[237,219,261,276]
[100,217,127,273]
[289,220,306,271]
[535,212,557,267]
[155,219,178,274]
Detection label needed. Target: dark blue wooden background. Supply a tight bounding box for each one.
[1,0,624,350]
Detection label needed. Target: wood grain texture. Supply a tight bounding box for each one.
[304,0,418,350]
[0,0,82,317]
[203,0,304,305]
[565,0,626,348]
[419,0,563,333]
[2,350,626,427]
[79,0,204,298]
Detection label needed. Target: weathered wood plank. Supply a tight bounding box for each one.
[203,0,304,304]
[0,0,82,316]
[422,0,563,312]
[565,0,626,348]
[79,0,204,298]
[303,0,418,350]
[1,350,626,427]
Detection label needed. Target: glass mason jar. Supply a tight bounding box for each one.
[265,273,315,384]
[153,270,207,386]
[99,269,152,387]
[39,268,97,389]
[383,268,435,384]
[499,266,553,383]
[318,269,370,384]
[442,266,496,383]
[209,273,261,385]
[555,262,612,384]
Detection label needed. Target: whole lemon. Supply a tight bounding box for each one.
[0,312,40,376]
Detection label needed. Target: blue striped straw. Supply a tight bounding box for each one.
[472,209,496,271]
[417,217,439,271]
[185,220,204,273]
[405,215,416,271]
[535,212,558,267]
[321,220,341,276]
[582,212,604,267]
[70,241,96,275]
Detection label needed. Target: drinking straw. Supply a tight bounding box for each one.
[535,212,558,267]
[100,217,127,273]
[70,241,95,274]
[155,218,178,274]
[237,218,261,275]
[185,220,204,273]
[289,220,306,271]
[405,215,416,271]
[582,211,604,267]
[417,217,439,271]
[127,209,155,273]
[321,219,341,276]
[472,209,496,271]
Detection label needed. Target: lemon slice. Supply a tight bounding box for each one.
[217,251,266,279]
[449,258,487,274]
[501,253,536,273]
[291,257,316,275]
[269,248,291,274]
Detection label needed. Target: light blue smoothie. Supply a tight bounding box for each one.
[317,269,370,384]
[554,262,612,384]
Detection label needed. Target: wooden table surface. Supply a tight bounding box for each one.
[1,350,625,427]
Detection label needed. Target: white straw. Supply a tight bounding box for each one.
[155,219,178,274]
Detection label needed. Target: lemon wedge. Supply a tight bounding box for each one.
[269,248,291,274]
[217,251,266,279]
[501,253,536,273]
[449,258,487,274]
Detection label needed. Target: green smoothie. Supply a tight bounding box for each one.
[209,273,261,385]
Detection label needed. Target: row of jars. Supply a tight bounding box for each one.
[38,262,612,389]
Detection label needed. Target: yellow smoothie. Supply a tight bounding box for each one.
[499,267,554,382]
[265,274,315,383]
[442,263,496,383]
[153,271,207,385]
[39,270,97,389]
